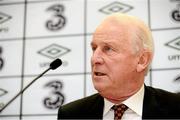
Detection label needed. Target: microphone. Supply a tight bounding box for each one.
[0,58,62,113]
[50,58,62,70]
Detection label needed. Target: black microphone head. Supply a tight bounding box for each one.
[49,58,62,70]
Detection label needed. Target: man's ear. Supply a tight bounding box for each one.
[136,50,153,72]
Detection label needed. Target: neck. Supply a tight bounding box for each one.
[104,86,142,104]
[106,97,127,104]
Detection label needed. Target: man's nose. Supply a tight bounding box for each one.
[91,49,104,65]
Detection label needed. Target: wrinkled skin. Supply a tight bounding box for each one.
[91,15,152,104]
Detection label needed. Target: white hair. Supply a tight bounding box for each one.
[129,17,154,75]
[110,13,154,75]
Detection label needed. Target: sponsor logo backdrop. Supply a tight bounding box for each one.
[0,0,180,119]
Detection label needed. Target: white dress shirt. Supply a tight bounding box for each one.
[103,85,144,120]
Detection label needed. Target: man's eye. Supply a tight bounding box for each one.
[104,46,112,51]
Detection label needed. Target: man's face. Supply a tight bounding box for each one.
[91,22,142,101]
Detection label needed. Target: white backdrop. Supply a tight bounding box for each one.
[0,0,180,120]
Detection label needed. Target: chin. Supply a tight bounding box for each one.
[93,83,105,92]
[94,83,109,95]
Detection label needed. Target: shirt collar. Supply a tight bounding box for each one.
[103,84,144,116]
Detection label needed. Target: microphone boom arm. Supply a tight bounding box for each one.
[0,67,51,113]
[0,58,62,113]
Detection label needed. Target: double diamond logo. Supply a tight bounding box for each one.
[165,36,180,51]
[0,12,12,24]
[37,44,70,59]
[0,88,8,97]
[99,2,133,14]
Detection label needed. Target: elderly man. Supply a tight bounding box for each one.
[58,13,180,119]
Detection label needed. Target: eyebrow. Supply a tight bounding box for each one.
[90,41,116,47]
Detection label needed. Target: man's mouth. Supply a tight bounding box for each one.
[94,72,106,76]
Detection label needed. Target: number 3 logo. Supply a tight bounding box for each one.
[171,4,180,22]
[44,80,65,109]
[46,4,66,31]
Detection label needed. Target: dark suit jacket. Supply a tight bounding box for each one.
[58,86,180,119]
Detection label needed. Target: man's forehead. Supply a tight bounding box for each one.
[93,32,124,38]
[92,32,125,42]
[91,35,123,47]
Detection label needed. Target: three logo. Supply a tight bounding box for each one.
[43,80,65,109]
[46,4,66,31]
[171,2,180,22]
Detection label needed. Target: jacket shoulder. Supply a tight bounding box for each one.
[143,86,180,119]
[145,86,180,101]
[58,93,104,119]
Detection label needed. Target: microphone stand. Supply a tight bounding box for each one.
[0,67,51,113]
[0,58,62,113]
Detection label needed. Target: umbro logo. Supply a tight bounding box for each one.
[37,44,70,59]
[99,2,133,14]
[165,36,180,51]
[0,12,12,24]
